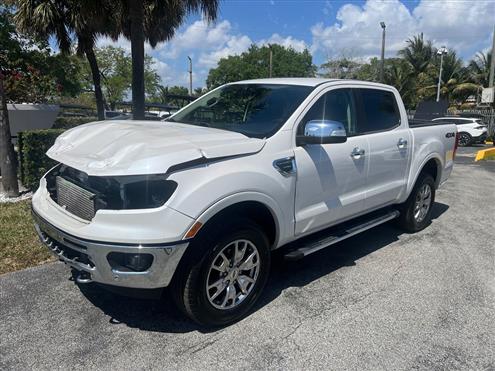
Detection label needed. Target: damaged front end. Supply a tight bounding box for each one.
[45,164,178,221]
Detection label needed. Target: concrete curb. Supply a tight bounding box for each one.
[475,147,495,161]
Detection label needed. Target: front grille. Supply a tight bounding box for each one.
[56,176,96,221]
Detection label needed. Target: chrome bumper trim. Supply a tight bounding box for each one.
[32,208,188,289]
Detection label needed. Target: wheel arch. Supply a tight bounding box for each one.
[191,192,284,249]
[407,155,442,198]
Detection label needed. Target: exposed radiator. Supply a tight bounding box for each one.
[56,176,96,221]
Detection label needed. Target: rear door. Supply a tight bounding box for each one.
[358,88,412,210]
[294,87,369,236]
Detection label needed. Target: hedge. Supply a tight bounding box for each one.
[18,129,65,190]
[53,116,97,129]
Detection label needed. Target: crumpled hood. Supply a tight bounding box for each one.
[47,120,266,176]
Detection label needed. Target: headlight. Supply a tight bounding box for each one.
[46,165,178,211]
[474,125,486,130]
[114,174,178,209]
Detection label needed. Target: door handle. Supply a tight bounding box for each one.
[397,138,408,149]
[350,147,365,159]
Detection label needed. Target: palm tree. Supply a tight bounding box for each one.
[12,0,116,120]
[421,49,478,104]
[469,51,492,87]
[113,0,219,119]
[384,58,415,108]
[398,33,434,75]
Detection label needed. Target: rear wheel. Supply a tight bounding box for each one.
[171,218,270,326]
[397,174,435,233]
[458,132,472,147]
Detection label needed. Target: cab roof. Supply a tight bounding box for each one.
[229,77,392,88]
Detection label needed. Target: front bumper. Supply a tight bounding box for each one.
[32,209,188,289]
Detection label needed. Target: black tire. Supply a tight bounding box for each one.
[397,174,435,233]
[458,132,472,147]
[171,218,270,327]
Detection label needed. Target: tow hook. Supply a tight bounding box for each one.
[71,269,93,284]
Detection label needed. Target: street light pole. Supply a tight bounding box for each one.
[187,56,193,96]
[269,45,273,78]
[380,22,386,83]
[436,47,447,102]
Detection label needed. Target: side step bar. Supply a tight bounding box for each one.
[284,210,400,261]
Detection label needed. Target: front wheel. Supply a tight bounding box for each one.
[397,174,435,233]
[171,219,270,326]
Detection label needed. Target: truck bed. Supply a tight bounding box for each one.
[409,118,453,128]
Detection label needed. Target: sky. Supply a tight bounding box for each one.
[93,0,495,89]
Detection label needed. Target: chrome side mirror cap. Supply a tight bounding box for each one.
[297,120,347,146]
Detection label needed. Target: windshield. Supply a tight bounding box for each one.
[166,84,314,138]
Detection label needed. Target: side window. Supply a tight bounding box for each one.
[299,88,358,135]
[358,89,400,133]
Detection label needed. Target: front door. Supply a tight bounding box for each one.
[294,88,369,236]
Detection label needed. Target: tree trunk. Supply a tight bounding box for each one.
[0,73,19,197]
[128,0,145,120]
[85,47,105,120]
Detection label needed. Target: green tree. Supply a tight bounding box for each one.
[398,33,434,75]
[319,57,362,79]
[12,0,118,120]
[417,49,476,104]
[114,0,219,119]
[468,51,492,87]
[79,46,161,110]
[206,44,316,89]
[1,5,60,197]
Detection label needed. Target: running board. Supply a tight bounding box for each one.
[284,210,400,261]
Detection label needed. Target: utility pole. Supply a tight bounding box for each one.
[269,45,273,78]
[380,22,386,83]
[489,25,495,88]
[436,46,448,102]
[187,56,193,96]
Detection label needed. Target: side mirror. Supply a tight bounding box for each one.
[296,119,347,146]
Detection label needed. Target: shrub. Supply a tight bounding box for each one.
[53,116,98,129]
[18,129,65,190]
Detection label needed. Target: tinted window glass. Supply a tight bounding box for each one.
[455,119,472,125]
[358,89,400,132]
[299,88,358,135]
[168,84,313,139]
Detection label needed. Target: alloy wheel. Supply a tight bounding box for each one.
[414,183,432,223]
[206,239,260,310]
[458,133,470,146]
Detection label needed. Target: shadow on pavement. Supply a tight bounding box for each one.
[79,202,449,334]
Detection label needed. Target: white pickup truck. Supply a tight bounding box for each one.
[32,78,457,326]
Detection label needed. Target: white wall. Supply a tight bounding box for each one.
[7,104,60,137]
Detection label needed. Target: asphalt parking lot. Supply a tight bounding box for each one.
[1,146,494,370]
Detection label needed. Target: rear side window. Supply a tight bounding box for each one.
[357,89,400,133]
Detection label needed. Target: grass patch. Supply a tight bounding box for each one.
[0,200,54,275]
